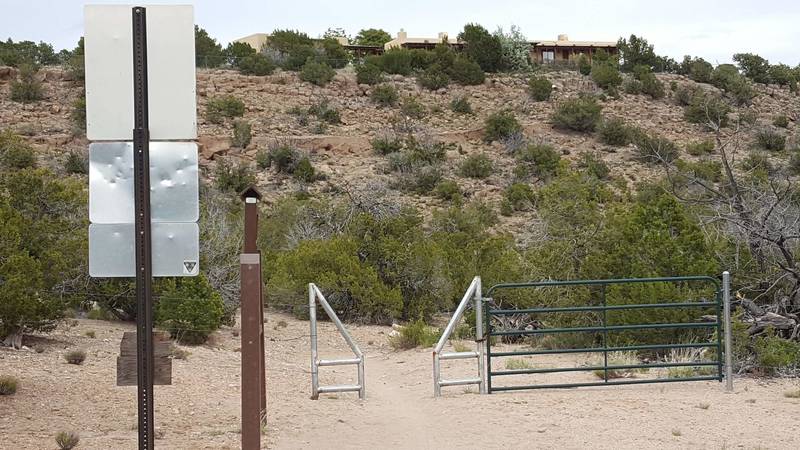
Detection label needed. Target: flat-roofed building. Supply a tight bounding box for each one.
[530,34,617,64]
[383,29,464,51]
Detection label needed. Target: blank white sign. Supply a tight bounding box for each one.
[84,5,197,141]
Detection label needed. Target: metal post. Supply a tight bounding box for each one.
[240,187,264,449]
[601,285,608,383]
[485,297,493,394]
[475,277,486,394]
[722,271,734,392]
[309,284,319,400]
[132,7,154,450]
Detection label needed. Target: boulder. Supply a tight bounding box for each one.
[197,135,231,160]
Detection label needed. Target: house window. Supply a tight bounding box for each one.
[543,50,554,63]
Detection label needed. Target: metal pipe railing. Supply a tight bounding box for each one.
[433,276,485,397]
[722,271,734,392]
[309,284,365,400]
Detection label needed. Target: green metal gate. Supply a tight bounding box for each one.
[485,276,726,393]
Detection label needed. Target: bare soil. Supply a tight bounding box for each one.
[1,313,798,449]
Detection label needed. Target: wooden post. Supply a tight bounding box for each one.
[240,186,264,449]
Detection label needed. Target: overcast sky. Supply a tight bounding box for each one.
[2,0,799,65]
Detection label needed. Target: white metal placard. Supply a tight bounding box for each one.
[84,5,197,141]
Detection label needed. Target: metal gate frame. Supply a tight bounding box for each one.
[484,273,734,393]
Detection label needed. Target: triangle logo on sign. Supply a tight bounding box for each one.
[183,260,197,274]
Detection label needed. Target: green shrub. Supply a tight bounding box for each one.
[371,134,403,155]
[356,63,383,85]
[740,151,773,178]
[527,76,552,101]
[400,96,426,119]
[64,350,86,365]
[206,95,245,124]
[754,334,800,373]
[418,64,449,90]
[10,64,43,103]
[379,48,414,75]
[623,78,642,95]
[578,152,611,180]
[630,128,679,163]
[231,120,252,148]
[405,165,443,193]
[449,56,485,85]
[64,151,87,175]
[213,159,256,193]
[54,431,80,450]
[483,110,522,142]
[238,53,275,76]
[459,154,494,179]
[371,84,399,107]
[450,95,473,114]
[577,54,592,75]
[755,128,786,151]
[591,63,622,89]
[678,159,722,182]
[789,153,800,175]
[686,140,715,156]
[255,149,270,170]
[688,58,713,83]
[292,156,317,183]
[156,275,224,345]
[458,23,503,72]
[433,179,462,202]
[515,142,561,178]
[551,96,603,132]
[684,94,730,128]
[390,319,440,349]
[597,117,631,146]
[70,96,86,135]
[300,60,335,86]
[773,115,789,128]
[320,38,349,69]
[501,182,535,215]
[670,80,678,91]
[264,144,300,173]
[673,84,699,106]
[640,72,665,99]
[0,375,18,395]
[0,131,36,169]
[308,98,341,124]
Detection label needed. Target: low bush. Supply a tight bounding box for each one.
[379,48,414,75]
[500,182,535,215]
[505,358,534,370]
[64,151,88,175]
[355,62,383,85]
[433,179,462,202]
[686,139,715,156]
[292,156,317,183]
[389,319,440,349]
[371,84,399,107]
[459,154,494,179]
[773,115,789,128]
[64,350,86,365]
[591,352,646,379]
[0,130,36,169]
[10,64,43,103]
[597,117,632,146]
[577,55,592,75]
[213,159,256,193]
[0,375,18,395]
[371,134,404,155]
[299,60,335,86]
[449,95,473,114]
[673,84,699,106]
[400,96,426,119]
[308,98,341,124]
[206,95,245,124]
[418,64,449,90]
[640,72,665,99]
[578,152,610,180]
[449,56,485,85]
[684,94,730,129]
[483,110,522,142]
[70,97,86,136]
[238,54,275,76]
[789,152,800,175]
[591,63,622,89]
[231,120,252,148]
[678,159,722,182]
[55,431,80,450]
[755,128,786,151]
[527,76,552,101]
[740,151,773,178]
[156,275,224,345]
[630,128,679,163]
[515,142,561,178]
[754,334,800,373]
[551,96,603,132]
[623,78,642,95]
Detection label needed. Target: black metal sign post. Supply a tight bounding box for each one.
[132,6,155,450]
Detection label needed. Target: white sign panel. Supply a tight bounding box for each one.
[89,142,199,224]
[84,5,197,140]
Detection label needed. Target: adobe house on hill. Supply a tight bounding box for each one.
[530,34,617,64]
[383,30,464,51]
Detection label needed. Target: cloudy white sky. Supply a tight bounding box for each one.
[2,0,799,65]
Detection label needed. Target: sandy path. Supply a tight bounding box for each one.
[2,313,799,449]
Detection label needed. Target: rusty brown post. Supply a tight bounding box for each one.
[240,186,264,449]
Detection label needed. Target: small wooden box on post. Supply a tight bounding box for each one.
[239,186,266,449]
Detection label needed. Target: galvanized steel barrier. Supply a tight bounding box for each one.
[484,274,734,393]
[433,276,486,397]
[309,284,365,400]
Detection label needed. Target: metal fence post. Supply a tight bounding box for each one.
[475,277,486,394]
[309,284,319,400]
[722,271,734,392]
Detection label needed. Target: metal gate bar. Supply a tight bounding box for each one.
[485,275,732,393]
